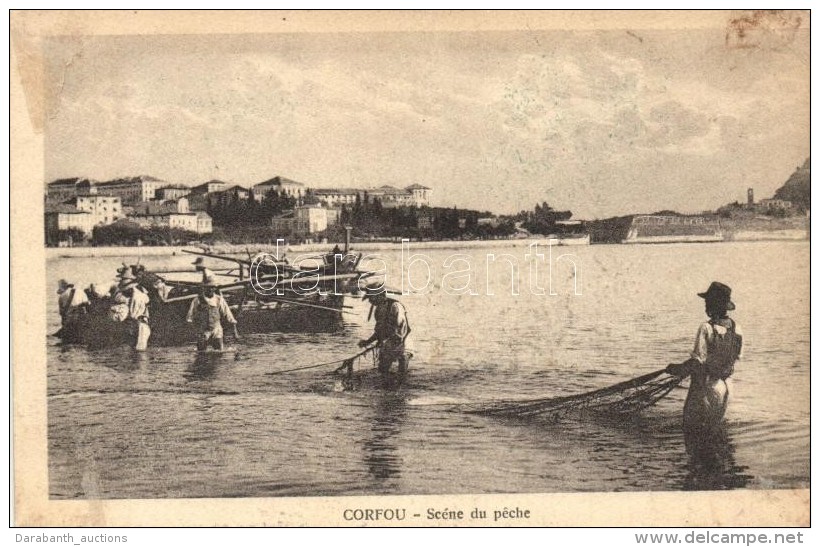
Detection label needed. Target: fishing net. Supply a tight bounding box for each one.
[453,369,683,420]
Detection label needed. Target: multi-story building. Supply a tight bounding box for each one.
[129,197,189,216]
[95,175,166,204]
[313,184,431,208]
[270,206,336,237]
[369,185,415,207]
[45,205,95,245]
[72,194,123,226]
[313,188,358,207]
[128,212,212,234]
[195,212,213,234]
[46,178,97,202]
[155,185,192,201]
[189,180,229,195]
[45,194,123,245]
[253,176,307,200]
[296,205,331,233]
[405,184,432,206]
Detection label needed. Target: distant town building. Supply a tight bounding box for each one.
[253,176,306,200]
[623,215,723,244]
[45,193,124,245]
[758,198,793,210]
[195,212,213,234]
[270,205,337,237]
[313,188,358,207]
[95,175,167,204]
[314,184,432,208]
[368,185,416,208]
[128,212,212,234]
[46,177,97,202]
[405,184,432,207]
[129,197,189,216]
[189,180,229,195]
[155,185,191,201]
[71,194,123,226]
[44,205,94,245]
[477,217,499,227]
[747,188,754,206]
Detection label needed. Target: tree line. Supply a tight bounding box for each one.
[337,193,516,240]
[206,188,304,226]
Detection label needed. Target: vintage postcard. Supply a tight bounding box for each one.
[11,10,810,527]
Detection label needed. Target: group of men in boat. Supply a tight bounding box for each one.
[57,264,160,350]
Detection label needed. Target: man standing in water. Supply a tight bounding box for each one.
[186,276,238,351]
[57,279,89,326]
[192,256,214,284]
[359,284,410,376]
[118,272,151,351]
[666,282,743,433]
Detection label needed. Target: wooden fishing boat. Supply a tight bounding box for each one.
[57,243,375,348]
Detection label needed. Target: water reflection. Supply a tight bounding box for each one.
[184,353,221,381]
[362,394,406,483]
[98,347,147,373]
[683,424,752,490]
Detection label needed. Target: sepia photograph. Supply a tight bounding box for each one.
[10,10,810,527]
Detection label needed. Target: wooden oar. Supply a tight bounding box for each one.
[149,267,236,275]
[217,272,365,292]
[183,248,289,265]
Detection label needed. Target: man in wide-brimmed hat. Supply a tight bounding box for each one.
[113,270,151,351]
[56,278,88,326]
[186,275,238,351]
[359,283,411,376]
[192,256,214,284]
[666,281,743,435]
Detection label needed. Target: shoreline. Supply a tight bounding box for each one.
[46,233,809,259]
[45,237,586,259]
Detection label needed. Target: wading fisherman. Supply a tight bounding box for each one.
[192,257,214,284]
[666,282,743,433]
[186,276,239,351]
[358,284,410,375]
[324,244,343,266]
[57,279,89,327]
[117,271,151,351]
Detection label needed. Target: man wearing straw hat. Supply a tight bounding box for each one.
[56,278,89,327]
[666,281,743,434]
[192,256,214,284]
[358,283,410,376]
[186,275,238,351]
[117,271,151,351]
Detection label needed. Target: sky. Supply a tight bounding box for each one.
[43,17,809,218]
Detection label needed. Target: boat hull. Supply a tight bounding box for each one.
[58,294,345,347]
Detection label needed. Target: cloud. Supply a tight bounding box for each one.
[44,29,809,217]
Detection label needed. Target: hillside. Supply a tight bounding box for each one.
[773,158,810,210]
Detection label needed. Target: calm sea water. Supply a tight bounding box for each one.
[47,241,809,498]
